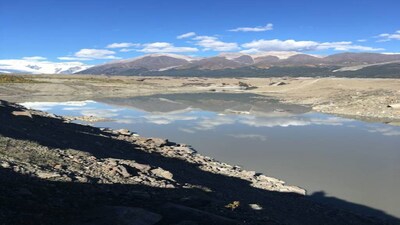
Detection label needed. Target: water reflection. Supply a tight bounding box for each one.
[21,93,400,219]
[100,93,311,116]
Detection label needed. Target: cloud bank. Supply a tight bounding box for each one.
[241,39,383,52]
[229,23,273,32]
[137,42,198,53]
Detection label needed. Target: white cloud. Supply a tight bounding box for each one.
[75,48,119,59]
[242,39,318,52]
[22,56,47,61]
[241,39,383,52]
[376,39,390,43]
[193,36,240,51]
[239,48,261,54]
[137,42,198,53]
[382,52,400,55]
[59,48,120,61]
[57,57,92,61]
[357,39,367,42]
[120,48,135,52]
[317,41,382,51]
[106,42,141,48]
[229,23,273,32]
[177,32,196,39]
[376,30,400,42]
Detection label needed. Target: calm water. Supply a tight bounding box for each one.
[21,93,400,219]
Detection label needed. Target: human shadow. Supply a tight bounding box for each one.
[309,191,399,224]
[1,100,399,225]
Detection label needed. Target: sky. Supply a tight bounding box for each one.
[1,0,400,66]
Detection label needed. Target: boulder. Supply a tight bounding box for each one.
[116,129,132,136]
[129,162,151,171]
[146,138,171,147]
[249,203,263,211]
[387,103,400,109]
[150,167,174,181]
[1,161,11,168]
[11,110,32,118]
[238,81,256,90]
[103,163,133,178]
[270,81,287,86]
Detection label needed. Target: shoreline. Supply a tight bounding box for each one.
[1,74,400,125]
[1,100,306,194]
[1,99,397,224]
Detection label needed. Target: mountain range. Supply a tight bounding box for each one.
[77,52,400,78]
[2,52,400,78]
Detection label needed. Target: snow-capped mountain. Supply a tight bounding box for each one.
[0,59,92,74]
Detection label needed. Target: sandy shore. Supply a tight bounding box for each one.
[1,74,400,124]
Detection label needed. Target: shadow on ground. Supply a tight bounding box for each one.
[1,100,399,225]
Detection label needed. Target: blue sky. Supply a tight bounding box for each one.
[1,0,399,65]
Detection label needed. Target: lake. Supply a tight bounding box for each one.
[21,93,400,219]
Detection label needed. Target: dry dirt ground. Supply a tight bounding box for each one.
[1,75,399,124]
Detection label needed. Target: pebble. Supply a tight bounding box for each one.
[36,171,61,179]
[1,161,11,168]
[249,204,263,210]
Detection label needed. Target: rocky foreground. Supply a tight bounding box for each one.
[0,100,398,225]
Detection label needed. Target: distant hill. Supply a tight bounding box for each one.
[337,62,400,78]
[79,54,190,75]
[76,52,400,78]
